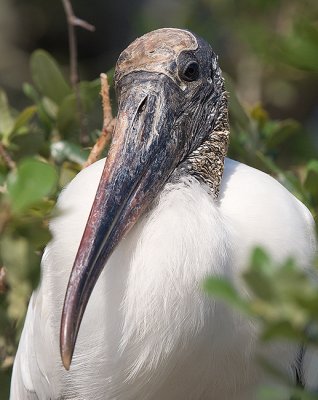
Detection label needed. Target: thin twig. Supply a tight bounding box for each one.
[69,16,95,32]
[101,74,113,123]
[0,267,8,294]
[0,142,16,170]
[61,0,95,145]
[83,74,115,168]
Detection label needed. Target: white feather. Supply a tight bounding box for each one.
[10,157,316,399]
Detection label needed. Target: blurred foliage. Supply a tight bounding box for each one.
[205,251,318,400]
[0,0,317,398]
[207,249,318,345]
[0,48,103,397]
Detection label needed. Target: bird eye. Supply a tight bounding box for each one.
[179,61,200,82]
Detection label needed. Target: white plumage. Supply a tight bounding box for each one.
[11,157,316,399]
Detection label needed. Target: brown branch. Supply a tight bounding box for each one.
[61,0,96,145]
[100,73,114,127]
[69,16,95,32]
[0,142,16,170]
[0,267,8,294]
[83,73,115,168]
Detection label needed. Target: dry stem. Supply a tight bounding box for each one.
[0,142,16,170]
[0,267,7,294]
[61,0,95,144]
[83,73,115,168]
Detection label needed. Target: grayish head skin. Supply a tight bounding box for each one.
[115,29,198,84]
[60,28,229,370]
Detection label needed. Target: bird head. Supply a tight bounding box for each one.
[60,28,228,370]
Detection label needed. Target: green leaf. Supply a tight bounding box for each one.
[255,151,305,200]
[277,23,318,72]
[0,89,14,142]
[30,50,71,103]
[23,83,40,103]
[250,247,271,267]
[12,106,37,135]
[257,386,291,400]
[304,160,318,199]
[7,158,58,212]
[58,164,78,187]
[57,80,101,136]
[0,367,12,400]
[260,320,304,342]
[1,236,34,282]
[204,277,249,313]
[22,83,52,130]
[264,119,300,149]
[42,97,58,120]
[10,129,45,160]
[51,140,89,165]
[243,248,277,301]
[104,67,115,86]
[79,79,101,109]
[56,94,77,135]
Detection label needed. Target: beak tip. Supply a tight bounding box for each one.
[61,346,72,371]
[60,319,74,371]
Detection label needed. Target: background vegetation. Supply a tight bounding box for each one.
[0,0,317,398]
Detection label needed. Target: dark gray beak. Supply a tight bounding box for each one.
[60,73,187,370]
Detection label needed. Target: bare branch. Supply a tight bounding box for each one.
[83,74,115,168]
[0,267,8,294]
[70,16,95,32]
[0,142,16,170]
[61,0,96,144]
[100,73,114,127]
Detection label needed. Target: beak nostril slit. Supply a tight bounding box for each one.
[137,96,148,116]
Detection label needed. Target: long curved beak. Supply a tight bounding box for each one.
[60,74,185,369]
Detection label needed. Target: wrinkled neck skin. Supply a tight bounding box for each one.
[176,85,230,198]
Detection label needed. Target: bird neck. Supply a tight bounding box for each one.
[179,89,230,198]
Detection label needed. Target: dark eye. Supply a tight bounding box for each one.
[179,61,200,82]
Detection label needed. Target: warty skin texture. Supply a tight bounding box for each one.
[10,28,317,399]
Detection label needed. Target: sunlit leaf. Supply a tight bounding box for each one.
[260,320,305,342]
[51,140,89,165]
[204,277,250,313]
[250,104,268,127]
[257,385,291,400]
[1,236,32,282]
[22,83,40,103]
[0,89,14,142]
[243,248,277,301]
[30,50,71,103]
[7,158,58,212]
[12,106,37,135]
[42,97,58,120]
[22,83,53,129]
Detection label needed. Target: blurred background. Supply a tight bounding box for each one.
[1,0,318,136]
[0,0,318,397]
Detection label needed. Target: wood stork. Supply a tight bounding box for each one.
[10,28,317,400]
